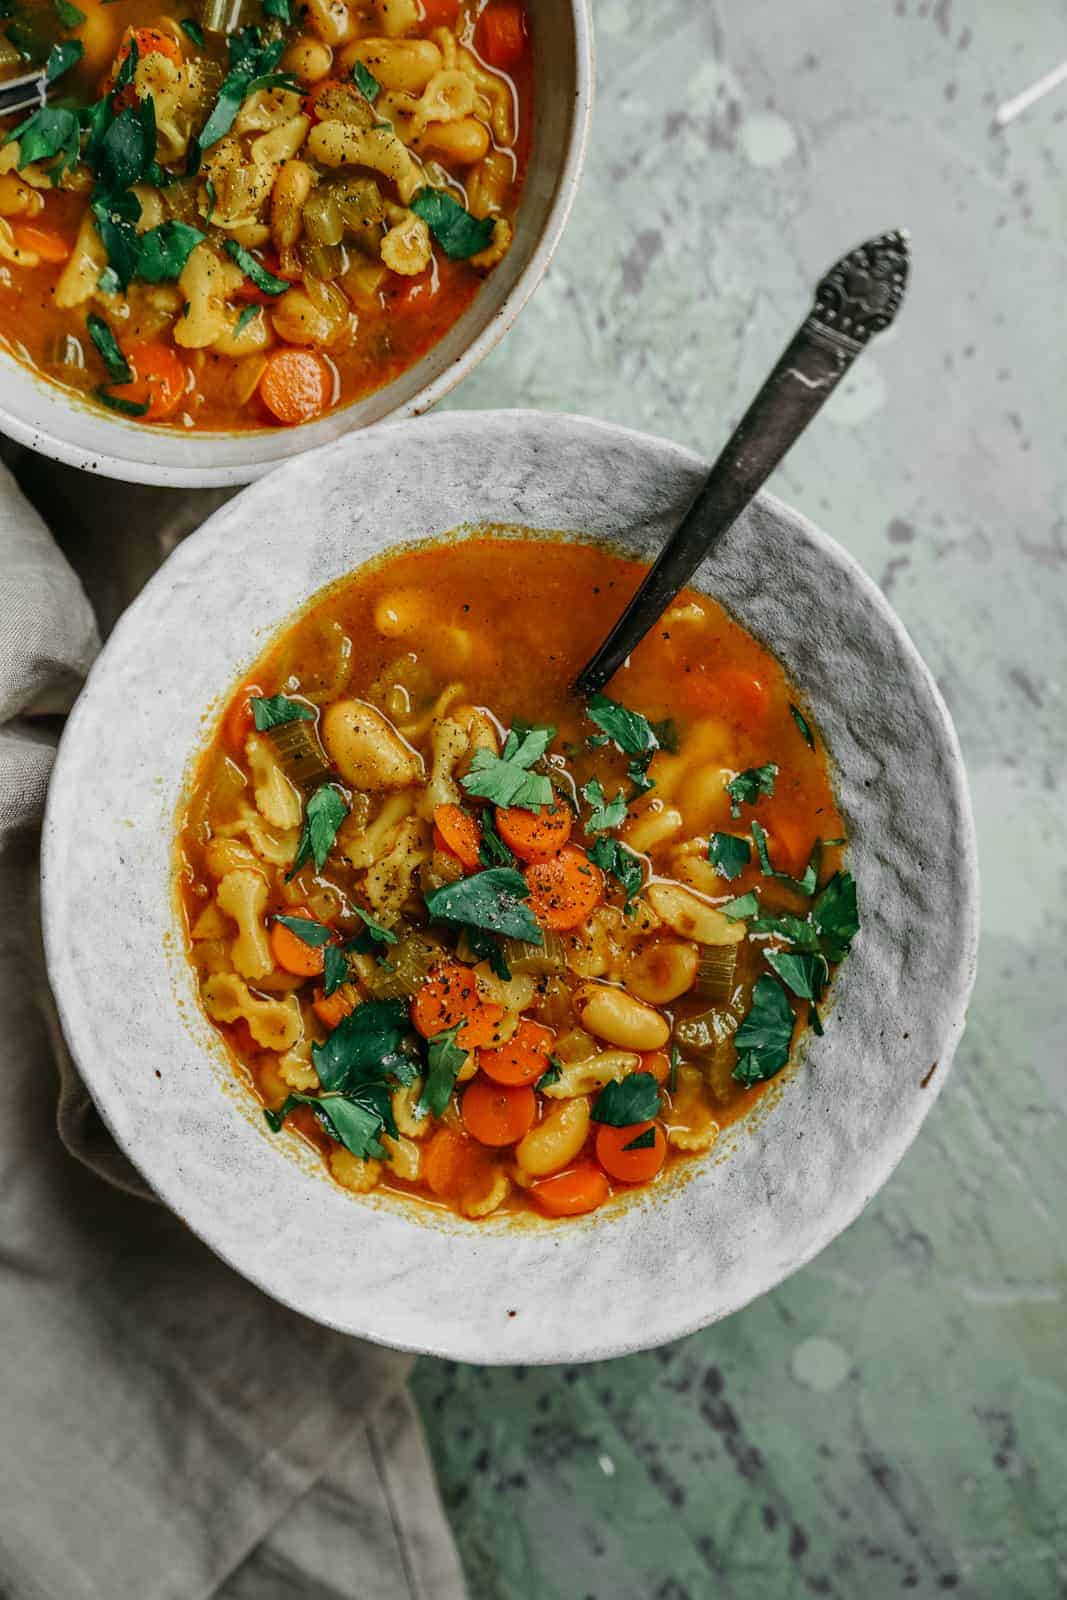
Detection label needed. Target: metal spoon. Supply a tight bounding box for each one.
[571,229,910,698]
[0,67,51,120]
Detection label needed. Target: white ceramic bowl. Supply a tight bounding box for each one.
[0,5,592,488]
[42,412,979,1363]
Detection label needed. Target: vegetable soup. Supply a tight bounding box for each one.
[0,0,530,427]
[177,537,859,1222]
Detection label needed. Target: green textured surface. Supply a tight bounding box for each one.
[412,1,1067,1595]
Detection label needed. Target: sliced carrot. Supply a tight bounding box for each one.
[475,1,526,70]
[259,349,332,426]
[433,803,482,872]
[410,962,504,1048]
[640,1050,672,1085]
[495,803,571,864]
[313,983,359,1030]
[10,224,70,264]
[462,1076,536,1146]
[524,845,604,932]
[531,1162,609,1218]
[271,908,328,978]
[596,1120,667,1185]
[479,1019,554,1087]
[420,0,460,24]
[223,680,263,755]
[108,341,188,421]
[423,1126,493,1200]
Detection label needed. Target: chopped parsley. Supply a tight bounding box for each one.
[351,59,380,102]
[721,890,759,921]
[587,692,659,757]
[410,187,494,259]
[287,783,348,878]
[708,831,751,882]
[251,692,314,731]
[477,810,516,868]
[790,704,816,749]
[424,866,542,945]
[86,312,131,383]
[460,723,555,810]
[535,1057,563,1092]
[179,16,204,46]
[732,975,795,1086]
[622,1126,656,1151]
[588,835,644,911]
[223,238,289,295]
[591,1072,661,1127]
[135,220,204,282]
[668,1043,680,1092]
[464,926,511,981]
[232,304,258,339]
[272,913,332,946]
[54,0,87,26]
[725,763,778,818]
[45,37,82,83]
[322,943,350,998]
[764,948,828,1002]
[810,872,859,963]
[5,105,81,181]
[417,1024,467,1119]
[582,775,627,834]
[751,819,821,896]
[350,905,398,946]
[198,28,297,152]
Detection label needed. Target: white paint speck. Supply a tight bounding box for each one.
[598,1454,616,1477]
[791,1336,850,1392]
[823,358,887,426]
[739,112,798,168]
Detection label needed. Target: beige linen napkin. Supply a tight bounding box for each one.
[0,448,468,1600]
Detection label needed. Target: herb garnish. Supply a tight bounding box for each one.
[591,1072,661,1126]
[86,311,131,382]
[460,723,555,810]
[668,1043,680,1092]
[251,692,314,731]
[750,819,821,897]
[272,912,332,946]
[232,304,258,339]
[322,943,349,997]
[464,927,511,981]
[54,0,87,27]
[263,0,291,20]
[6,105,81,181]
[287,783,348,878]
[764,948,828,1002]
[179,16,203,46]
[135,219,204,281]
[582,775,627,834]
[351,59,380,102]
[45,37,82,83]
[94,388,148,415]
[732,975,795,1086]
[417,1024,467,1118]
[223,238,289,295]
[708,831,751,882]
[622,1126,656,1150]
[477,809,516,868]
[790,704,816,749]
[424,866,542,944]
[721,890,759,921]
[535,1057,563,1092]
[350,904,398,946]
[725,763,778,818]
[197,28,297,152]
[587,693,660,756]
[410,187,494,259]
[588,835,643,911]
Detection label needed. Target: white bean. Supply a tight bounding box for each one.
[515,1096,591,1178]
[646,881,745,946]
[572,982,669,1052]
[321,699,423,790]
[625,940,700,1005]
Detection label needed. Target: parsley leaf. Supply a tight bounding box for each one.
[535,1057,563,1092]
[273,912,332,947]
[721,890,759,921]
[136,219,204,281]
[54,0,87,26]
[351,59,380,102]
[726,763,778,818]
[464,926,511,981]
[626,755,656,799]
[790,704,816,749]
[668,1043,680,1092]
[6,105,81,182]
[223,238,289,294]
[287,783,348,878]
[311,997,409,1093]
[410,186,494,259]
[233,304,258,339]
[811,871,859,963]
[732,975,795,1086]
[86,312,131,382]
[622,1126,656,1151]
[588,835,643,911]
[460,723,555,810]
[90,189,142,290]
[582,775,627,834]
[322,943,349,997]
[350,904,398,946]
[587,692,659,757]
[708,831,751,881]
[265,1090,393,1161]
[251,692,314,731]
[591,1072,661,1126]
[751,819,821,896]
[45,37,82,83]
[198,28,294,150]
[425,866,542,944]
[180,16,203,46]
[94,97,156,192]
[764,948,828,1001]
[477,810,516,868]
[651,717,680,754]
[95,388,148,416]
[263,0,291,19]
[417,1024,467,1119]
[748,910,821,949]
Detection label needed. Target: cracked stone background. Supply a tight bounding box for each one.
[412,0,1067,1595]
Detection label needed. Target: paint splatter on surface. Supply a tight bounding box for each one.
[419,1,1067,1595]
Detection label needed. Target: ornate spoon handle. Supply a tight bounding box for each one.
[571,230,910,698]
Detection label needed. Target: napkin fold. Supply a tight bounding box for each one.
[0,451,467,1600]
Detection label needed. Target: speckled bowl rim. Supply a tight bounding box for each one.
[41,410,979,1363]
[0,0,593,488]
